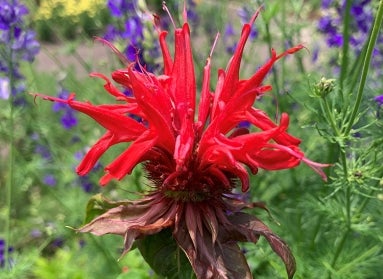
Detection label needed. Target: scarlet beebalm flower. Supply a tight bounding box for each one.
[35,7,328,279]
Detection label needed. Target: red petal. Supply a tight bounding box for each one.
[103,130,158,184]
[235,45,304,98]
[196,57,212,136]
[89,72,134,102]
[158,31,173,75]
[213,23,252,113]
[66,98,146,136]
[76,131,117,176]
[171,24,196,127]
[128,68,175,151]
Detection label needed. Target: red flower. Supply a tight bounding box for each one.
[36,7,328,279]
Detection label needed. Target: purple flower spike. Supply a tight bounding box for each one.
[107,0,136,17]
[0,0,40,106]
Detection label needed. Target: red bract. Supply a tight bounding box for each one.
[36,7,328,279]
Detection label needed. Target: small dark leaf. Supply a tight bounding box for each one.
[136,229,195,279]
[216,242,252,279]
[227,212,296,279]
[262,232,296,279]
[174,221,252,279]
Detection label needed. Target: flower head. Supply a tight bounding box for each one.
[35,6,328,279]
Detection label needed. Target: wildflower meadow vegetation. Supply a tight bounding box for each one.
[1,0,383,278]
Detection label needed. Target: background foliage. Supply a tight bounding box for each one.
[1,0,382,278]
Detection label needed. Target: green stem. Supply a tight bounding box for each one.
[264,22,280,100]
[322,97,341,137]
[5,19,15,271]
[326,127,350,279]
[338,0,352,101]
[322,2,383,270]
[88,235,121,273]
[345,0,383,134]
[327,229,350,279]
[71,47,92,73]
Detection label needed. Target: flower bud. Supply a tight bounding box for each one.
[314,77,336,98]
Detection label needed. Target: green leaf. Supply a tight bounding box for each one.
[136,229,195,279]
[83,194,129,224]
[262,2,280,23]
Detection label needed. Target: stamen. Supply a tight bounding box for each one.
[183,1,187,23]
[153,13,161,33]
[249,5,264,26]
[94,37,129,65]
[210,32,220,58]
[162,1,176,29]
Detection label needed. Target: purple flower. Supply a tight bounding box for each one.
[374,95,383,106]
[122,16,143,43]
[51,238,64,248]
[0,0,28,30]
[237,121,251,129]
[322,0,333,8]
[0,0,40,106]
[74,151,84,161]
[30,229,43,238]
[0,238,13,268]
[312,45,320,62]
[125,43,140,61]
[186,0,199,26]
[61,110,78,129]
[0,2,39,62]
[317,0,383,74]
[238,7,258,39]
[107,0,136,17]
[12,30,40,62]
[104,0,160,73]
[103,25,119,41]
[351,5,364,17]
[43,174,57,186]
[318,0,377,52]
[79,175,94,193]
[327,32,343,47]
[0,77,10,99]
[223,23,237,54]
[53,88,78,129]
[35,144,52,161]
[318,16,336,34]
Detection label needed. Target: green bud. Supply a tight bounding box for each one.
[314,77,336,98]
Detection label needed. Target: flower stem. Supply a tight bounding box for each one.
[338,0,352,101]
[345,0,383,135]
[322,97,340,137]
[5,21,15,271]
[327,228,350,279]
[326,3,383,276]
[263,22,281,100]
